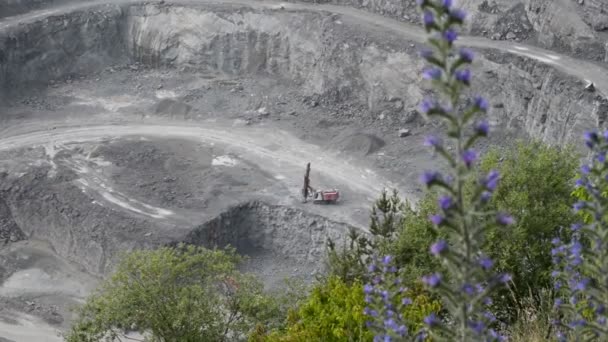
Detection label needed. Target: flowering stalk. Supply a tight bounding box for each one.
[553,131,608,340]
[364,255,412,341]
[415,1,512,340]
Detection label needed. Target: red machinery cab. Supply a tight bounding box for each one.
[313,189,340,204]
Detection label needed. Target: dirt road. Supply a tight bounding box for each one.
[1,0,607,97]
[0,120,397,227]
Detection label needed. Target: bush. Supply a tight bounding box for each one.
[387,141,578,323]
[476,141,578,319]
[67,244,282,342]
[256,276,439,342]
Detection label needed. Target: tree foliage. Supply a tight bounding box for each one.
[386,140,578,323]
[476,141,578,317]
[67,244,282,342]
[253,276,439,342]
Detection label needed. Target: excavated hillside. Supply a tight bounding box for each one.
[0,0,607,340]
[293,0,608,63]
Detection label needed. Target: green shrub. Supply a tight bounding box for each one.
[67,244,281,342]
[387,141,578,322]
[476,141,578,319]
[255,276,439,342]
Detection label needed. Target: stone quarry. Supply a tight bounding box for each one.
[0,0,606,340]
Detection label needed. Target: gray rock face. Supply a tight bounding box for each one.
[0,193,25,245]
[0,2,603,148]
[292,0,608,63]
[0,4,126,96]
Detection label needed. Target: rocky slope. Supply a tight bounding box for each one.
[295,0,608,63]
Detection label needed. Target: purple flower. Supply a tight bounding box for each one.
[598,152,606,163]
[499,273,512,283]
[402,297,412,305]
[461,149,478,168]
[438,195,453,210]
[479,256,493,270]
[581,164,591,175]
[475,120,489,136]
[455,69,471,85]
[420,48,434,60]
[423,313,439,326]
[571,241,582,257]
[468,320,484,335]
[573,201,585,212]
[489,329,505,341]
[571,223,582,231]
[419,98,435,114]
[422,273,442,287]
[442,0,452,8]
[474,96,489,112]
[430,240,448,256]
[368,263,376,272]
[568,319,587,328]
[423,67,442,80]
[459,48,474,63]
[450,8,466,22]
[574,278,589,291]
[604,130,608,141]
[443,28,458,44]
[384,318,397,330]
[420,170,441,185]
[395,325,407,337]
[382,255,392,265]
[496,213,515,225]
[424,135,441,148]
[429,214,444,225]
[575,178,584,187]
[462,283,475,296]
[480,191,492,203]
[423,10,435,27]
[584,131,599,148]
[551,237,561,245]
[484,170,500,191]
[364,284,374,294]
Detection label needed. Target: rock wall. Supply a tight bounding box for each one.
[292,0,608,63]
[0,192,25,245]
[0,3,603,146]
[0,4,126,95]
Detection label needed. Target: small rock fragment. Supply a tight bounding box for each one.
[399,129,411,137]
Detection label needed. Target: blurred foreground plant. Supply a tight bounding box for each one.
[363,0,514,340]
[553,131,608,340]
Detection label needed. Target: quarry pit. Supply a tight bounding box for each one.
[0,0,608,340]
